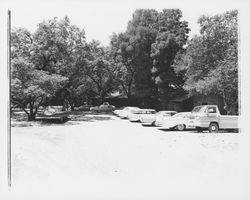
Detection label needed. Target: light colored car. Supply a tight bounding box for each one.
[118,107,140,119]
[90,102,115,112]
[113,107,125,116]
[140,111,177,126]
[158,112,192,131]
[128,109,156,122]
[155,111,178,127]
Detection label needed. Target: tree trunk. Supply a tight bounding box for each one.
[27,102,36,121]
[28,113,36,121]
[159,88,169,110]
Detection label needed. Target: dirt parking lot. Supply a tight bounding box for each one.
[10,114,248,199]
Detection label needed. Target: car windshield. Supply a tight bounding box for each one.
[131,109,141,114]
[172,113,183,118]
[192,106,203,113]
[145,110,156,114]
[172,113,190,118]
[124,107,137,111]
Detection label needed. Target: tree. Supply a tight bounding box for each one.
[11,58,67,121]
[31,16,89,109]
[11,25,69,121]
[126,9,159,101]
[82,40,115,103]
[151,9,190,109]
[31,16,86,74]
[109,33,137,98]
[110,9,189,108]
[174,10,238,114]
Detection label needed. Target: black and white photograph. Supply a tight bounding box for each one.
[0,0,250,199]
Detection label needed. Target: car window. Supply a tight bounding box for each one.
[173,113,181,118]
[163,113,171,117]
[147,110,156,114]
[170,112,177,116]
[207,107,217,113]
[192,106,203,113]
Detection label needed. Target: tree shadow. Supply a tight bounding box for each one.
[69,114,113,122]
[11,110,114,127]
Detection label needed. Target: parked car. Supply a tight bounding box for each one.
[118,107,141,119]
[36,106,70,123]
[155,111,178,127]
[75,105,91,111]
[188,105,239,132]
[140,111,177,126]
[90,102,115,112]
[128,109,156,122]
[113,107,125,116]
[158,112,192,131]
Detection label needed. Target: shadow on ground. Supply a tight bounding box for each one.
[157,128,239,134]
[69,114,113,122]
[11,110,114,127]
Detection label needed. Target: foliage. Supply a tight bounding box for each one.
[11,58,68,120]
[109,33,137,98]
[82,40,115,102]
[30,16,91,109]
[174,10,238,114]
[109,9,190,108]
[31,16,86,74]
[126,9,158,99]
[151,9,190,108]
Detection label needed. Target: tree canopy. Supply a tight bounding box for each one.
[174,10,238,114]
[109,9,190,108]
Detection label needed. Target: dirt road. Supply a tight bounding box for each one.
[11,114,248,199]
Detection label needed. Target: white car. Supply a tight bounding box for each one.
[90,102,115,112]
[118,107,140,119]
[113,108,125,116]
[158,112,192,131]
[140,111,177,126]
[128,109,156,122]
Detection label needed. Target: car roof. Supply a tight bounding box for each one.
[173,112,191,116]
[124,107,140,110]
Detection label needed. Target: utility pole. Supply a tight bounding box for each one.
[7,9,11,187]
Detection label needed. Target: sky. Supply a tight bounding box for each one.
[1,0,245,46]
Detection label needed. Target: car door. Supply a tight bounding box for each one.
[206,106,219,125]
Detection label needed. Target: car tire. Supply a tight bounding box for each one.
[209,122,219,133]
[176,124,185,131]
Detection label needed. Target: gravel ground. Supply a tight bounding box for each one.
[10,114,249,199]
